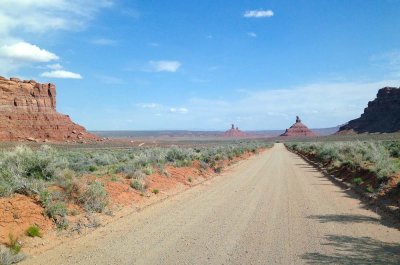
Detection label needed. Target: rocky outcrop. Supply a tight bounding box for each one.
[0,76,98,142]
[223,124,247,137]
[338,87,400,134]
[280,116,317,137]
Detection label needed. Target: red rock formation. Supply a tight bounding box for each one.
[338,87,400,134]
[280,116,317,137]
[0,76,98,142]
[223,124,247,137]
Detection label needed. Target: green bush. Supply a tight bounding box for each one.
[26,225,41,238]
[352,177,363,185]
[152,188,159,194]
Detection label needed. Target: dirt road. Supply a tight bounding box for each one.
[22,143,400,265]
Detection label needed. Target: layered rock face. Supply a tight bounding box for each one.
[338,87,400,134]
[0,76,98,142]
[223,124,247,137]
[280,116,316,137]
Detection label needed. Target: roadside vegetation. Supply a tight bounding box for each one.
[0,141,270,260]
[0,141,269,198]
[0,141,269,211]
[286,141,400,197]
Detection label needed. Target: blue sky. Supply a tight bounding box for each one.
[0,0,399,130]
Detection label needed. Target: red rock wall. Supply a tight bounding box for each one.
[338,87,400,134]
[0,76,98,142]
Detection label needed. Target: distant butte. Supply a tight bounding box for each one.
[280,116,317,137]
[0,76,98,142]
[223,124,247,137]
[337,86,400,134]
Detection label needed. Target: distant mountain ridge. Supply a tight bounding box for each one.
[92,126,340,138]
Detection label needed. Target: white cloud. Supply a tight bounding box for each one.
[170,107,188,114]
[0,42,59,62]
[41,70,82,79]
[0,0,112,74]
[0,0,113,35]
[46,63,63,70]
[244,10,274,18]
[183,79,400,129]
[248,32,257,38]
[91,38,117,46]
[370,50,400,77]
[137,103,160,109]
[148,60,181,72]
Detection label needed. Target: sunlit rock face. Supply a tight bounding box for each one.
[280,116,317,137]
[0,76,98,142]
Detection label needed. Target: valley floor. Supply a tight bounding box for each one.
[21,143,400,265]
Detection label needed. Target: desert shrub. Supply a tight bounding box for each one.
[287,141,399,180]
[130,180,145,191]
[199,161,209,170]
[0,141,270,199]
[384,141,400,158]
[166,148,192,163]
[45,201,68,218]
[91,152,118,166]
[366,186,374,193]
[0,245,25,265]
[174,159,192,167]
[40,190,68,219]
[352,177,363,185]
[79,182,108,213]
[152,188,159,194]
[26,226,41,237]
[214,166,223,173]
[143,166,153,175]
[55,170,81,200]
[55,216,69,230]
[3,145,56,180]
[0,146,57,197]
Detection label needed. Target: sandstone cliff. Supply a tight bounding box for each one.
[280,116,316,137]
[338,87,400,134]
[0,76,98,142]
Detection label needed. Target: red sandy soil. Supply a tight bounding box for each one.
[0,150,262,250]
[0,194,53,245]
